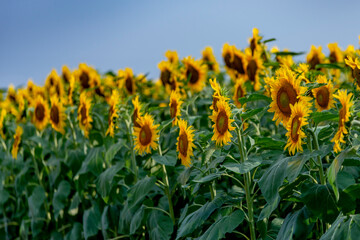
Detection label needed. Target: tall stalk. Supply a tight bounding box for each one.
[309,129,326,185]
[126,120,138,182]
[236,126,256,240]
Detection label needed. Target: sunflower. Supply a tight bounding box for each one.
[50,97,66,134]
[248,28,262,55]
[284,102,310,155]
[312,75,335,112]
[106,90,120,137]
[271,47,295,67]
[233,77,247,108]
[76,63,93,90]
[268,67,310,125]
[169,91,183,126]
[26,79,36,101]
[158,61,173,87]
[6,85,17,105]
[32,95,49,131]
[132,95,142,128]
[306,45,325,70]
[209,78,228,112]
[182,56,207,92]
[165,50,179,65]
[344,45,355,60]
[0,109,6,139]
[67,76,75,106]
[209,98,235,146]
[133,113,159,155]
[45,69,60,92]
[176,119,195,167]
[344,56,360,89]
[328,43,343,63]
[78,92,92,138]
[295,63,310,83]
[62,65,72,84]
[202,46,220,73]
[16,89,27,123]
[244,48,263,91]
[118,68,136,95]
[11,126,23,159]
[331,90,353,153]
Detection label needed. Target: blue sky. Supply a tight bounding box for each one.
[0,0,359,88]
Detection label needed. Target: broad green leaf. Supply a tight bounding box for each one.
[96,162,123,199]
[77,146,104,176]
[275,51,305,56]
[83,204,101,239]
[130,205,145,234]
[310,111,338,124]
[128,176,156,208]
[254,136,285,150]
[177,195,226,239]
[320,214,360,240]
[193,172,224,183]
[28,185,46,217]
[105,141,123,164]
[0,189,10,205]
[148,210,173,240]
[53,180,71,219]
[152,150,177,166]
[222,156,262,174]
[315,63,343,70]
[262,38,276,44]
[240,107,268,120]
[197,210,244,240]
[238,93,271,105]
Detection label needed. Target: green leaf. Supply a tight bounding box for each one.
[130,205,145,234]
[128,176,156,208]
[83,204,101,239]
[320,213,360,240]
[65,222,82,240]
[53,181,71,219]
[254,136,285,150]
[197,210,244,240]
[148,210,174,240]
[96,162,123,200]
[0,189,10,205]
[238,93,271,105]
[177,195,226,239]
[240,107,268,120]
[310,111,338,124]
[77,147,104,176]
[301,183,339,223]
[262,38,276,44]
[105,141,123,164]
[315,63,343,70]
[275,51,305,56]
[28,185,46,217]
[222,156,262,174]
[193,172,224,183]
[152,150,177,166]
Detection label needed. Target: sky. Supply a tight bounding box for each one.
[0,0,359,89]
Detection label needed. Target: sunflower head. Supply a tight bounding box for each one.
[248,28,262,55]
[244,48,263,91]
[268,67,310,125]
[32,95,49,131]
[77,92,93,138]
[132,96,142,128]
[285,102,310,155]
[306,45,325,70]
[345,56,360,88]
[209,78,229,112]
[76,63,94,90]
[11,125,23,159]
[312,75,335,111]
[169,91,183,126]
[233,77,247,108]
[106,90,120,137]
[45,69,60,92]
[327,43,343,63]
[209,98,235,146]
[67,76,76,106]
[133,113,159,155]
[176,119,195,167]
[62,65,72,84]
[0,109,7,139]
[331,90,354,153]
[6,85,17,105]
[26,79,35,100]
[50,96,66,134]
[158,61,173,86]
[202,46,220,73]
[165,50,179,65]
[118,68,136,95]
[182,56,207,92]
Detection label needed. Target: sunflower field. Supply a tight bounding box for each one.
[1,29,360,240]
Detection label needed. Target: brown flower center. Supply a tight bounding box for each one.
[139,125,152,145]
[50,105,60,125]
[250,38,256,55]
[212,95,219,112]
[353,67,360,87]
[80,104,87,125]
[132,109,141,128]
[224,53,233,69]
[63,73,69,83]
[203,56,214,71]
[125,77,133,94]
[316,86,330,108]
[339,107,346,128]
[329,51,337,63]
[308,54,320,70]
[178,133,188,157]
[290,116,300,142]
[216,110,229,135]
[276,82,298,116]
[35,104,45,121]
[232,54,245,74]
[186,65,200,84]
[247,59,258,82]
[49,77,54,87]
[160,69,171,86]
[80,72,90,89]
[170,100,177,119]
[236,84,244,100]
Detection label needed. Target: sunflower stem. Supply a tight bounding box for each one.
[126,120,138,182]
[236,126,256,240]
[309,129,326,185]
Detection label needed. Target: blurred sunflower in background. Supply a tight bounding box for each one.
[182,57,207,92]
[132,96,142,128]
[106,90,120,137]
[345,56,360,89]
[50,96,66,134]
[158,61,174,87]
[119,68,136,95]
[62,65,72,84]
[245,48,263,91]
[209,98,235,146]
[285,102,310,155]
[248,28,262,55]
[6,85,17,105]
[209,78,228,112]
[133,113,159,155]
[312,75,335,112]
[328,43,343,63]
[268,67,310,125]
[11,125,23,159]
[176,119,195,167]
[306,45,325,70]
[165,50,179,65]
[331,90,353,153]
[233,77,247,108]
[0,109,6,139]
[32,95,49,131]
[202,46,220,73]
[78,92,92,138]
[67,76,76,106]
[169,91,183,126]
